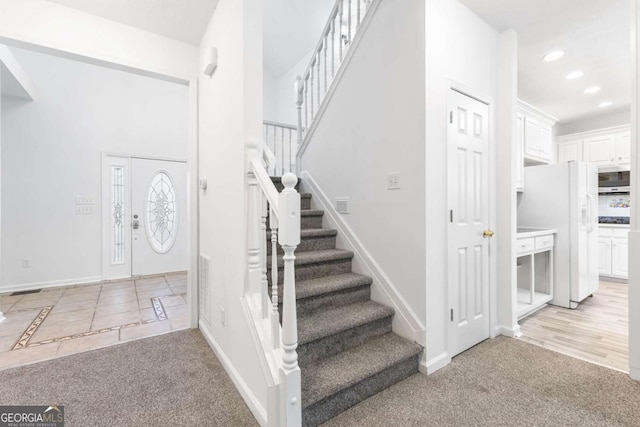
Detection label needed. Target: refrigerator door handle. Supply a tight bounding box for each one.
[586,193,596,233]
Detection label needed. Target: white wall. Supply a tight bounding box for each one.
[0,48,188,289]
[424,0,500,371]
[0,0,198,82]
[300,0,427,339]
[197,0,269,423]
[263,66,278,121]
[556,108,631,136]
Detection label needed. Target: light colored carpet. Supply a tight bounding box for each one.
[0,330,258,427]
[3,331,640,426]
[323,336,640,426]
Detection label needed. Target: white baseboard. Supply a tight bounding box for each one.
[300,171,426,347]
[423,352,451,374]
[497,324,522,338]
[1,275,103,294]
[630,366,640,381]
[199,320,267,426]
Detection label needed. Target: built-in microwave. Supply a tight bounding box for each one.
[598,170,630,194]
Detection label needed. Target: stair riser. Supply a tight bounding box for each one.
[266,235,336,255]
[301,197,311,210]
[268,259,352,286]
[298,316,392,365]
[278,285,371,318]
[302,215,323,229]
[302,355,420,427]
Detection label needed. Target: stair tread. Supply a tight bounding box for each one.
[268,228,337,239]
[268,249,353,268]
[298,300,394,346]
[301,209,324,217]
[276,273,372,301]
[301,193,312,199]
[301,332,422,408]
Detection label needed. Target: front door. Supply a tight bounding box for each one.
[102,155,187,279]
[447,89,491,357]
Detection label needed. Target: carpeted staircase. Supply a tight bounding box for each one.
[268,177,422,427]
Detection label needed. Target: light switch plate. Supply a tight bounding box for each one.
[387,172,400,190]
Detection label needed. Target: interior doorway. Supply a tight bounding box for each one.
[447,88,492,357]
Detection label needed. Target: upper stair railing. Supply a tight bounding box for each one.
[263,120,298,177]
[247,139,301,426]
[295,0,377,153]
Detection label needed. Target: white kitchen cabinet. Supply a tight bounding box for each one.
[599,225,629,279]
[516,228,556,319]
[518,100,557,165]
[558,139,583,163]
[598,237,612,275]
[557,127,630,168]
[584,135,616,166]
[515,113,525,192]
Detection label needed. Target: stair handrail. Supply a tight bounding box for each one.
[295,0,375,155]
[247,138,302,426]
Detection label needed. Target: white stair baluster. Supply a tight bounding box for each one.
[270,209,280,349]
[261,194,269,319]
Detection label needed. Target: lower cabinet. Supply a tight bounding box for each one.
[599,226,629,279]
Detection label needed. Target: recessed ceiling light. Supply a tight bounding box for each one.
[599,101,613,108]
[584,86,601,94]
[543,50,565,62]
[565,71,584,80]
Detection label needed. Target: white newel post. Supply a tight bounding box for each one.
[247,139,263,299]
[278,173,301,426]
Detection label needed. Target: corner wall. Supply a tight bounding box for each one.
[197,0,269,422]
[300,0,427,338]
[424,0,500,371]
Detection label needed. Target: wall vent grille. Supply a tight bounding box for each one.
[335,197,350,214]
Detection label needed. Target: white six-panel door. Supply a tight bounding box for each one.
[447,89,491,357]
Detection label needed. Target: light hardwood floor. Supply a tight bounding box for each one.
[519,280,628,372]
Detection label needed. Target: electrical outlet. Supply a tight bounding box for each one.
[220,308,226,326]
[75,205,95,215]
[22,258,31,268]
[387,172,401,190]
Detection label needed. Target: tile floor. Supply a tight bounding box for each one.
[0,272,190,370]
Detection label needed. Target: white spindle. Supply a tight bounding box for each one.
[270,209,280,349]
[357,0,361,28]
[339,0,344,61]
[260,194,269,319]
[316,51,321,108]
[247,141,263,299]
[278,173,301,426]
[348,0,352,44]
[331,19,336,79]
[323,34,328,94]
[310,61,315,118]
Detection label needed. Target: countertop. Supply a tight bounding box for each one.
[516,227,557,239]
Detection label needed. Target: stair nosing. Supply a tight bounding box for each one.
[267,249,353,268]
[301,209,324,217]
[274,273,373,301]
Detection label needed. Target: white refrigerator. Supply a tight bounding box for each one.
[518,161,599,309]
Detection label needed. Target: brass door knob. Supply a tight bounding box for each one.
[483,230,494,238]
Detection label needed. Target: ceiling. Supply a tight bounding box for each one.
[264,0,334,77]
[459,0,630,123]
[47,0,219,46]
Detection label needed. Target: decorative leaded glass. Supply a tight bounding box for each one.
[146,171,177,253]
[112,166,125,264]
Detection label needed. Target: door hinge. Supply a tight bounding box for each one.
[450,210,453,223]
[449,111,453,124]
[450,309,454,322]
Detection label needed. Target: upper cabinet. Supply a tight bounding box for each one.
[518,100,558,166]
[557,126,630,168]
